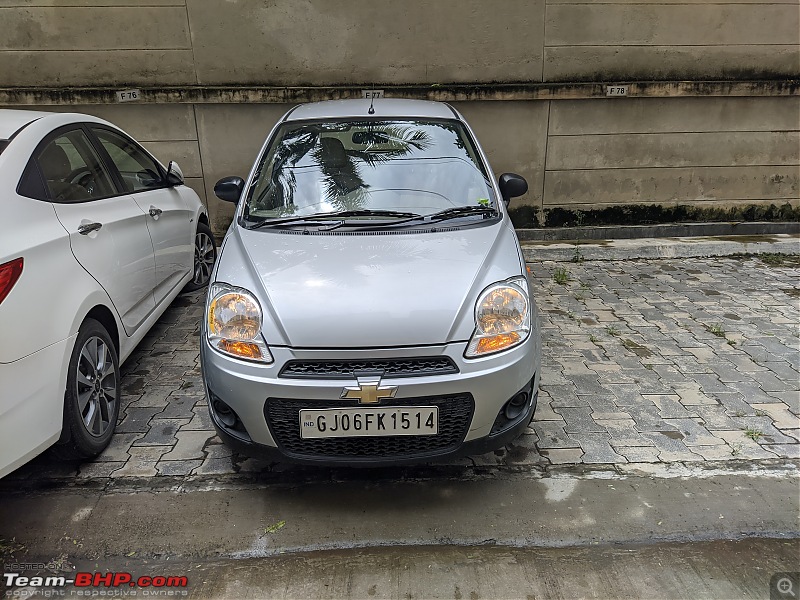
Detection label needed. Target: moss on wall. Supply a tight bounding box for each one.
[508,203,800,229]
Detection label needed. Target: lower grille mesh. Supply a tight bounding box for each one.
[279,357,458,379]
[265,394,474,460]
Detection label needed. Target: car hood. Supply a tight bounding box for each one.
[216,221,525,348]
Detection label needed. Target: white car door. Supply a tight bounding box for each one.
[91,126,193,306]
[37,126,157,335]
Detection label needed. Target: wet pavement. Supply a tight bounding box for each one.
[5,249,799,482]
[2,242,799,600]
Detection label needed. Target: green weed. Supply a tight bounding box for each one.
[743,428,763,442]
[553,267,570,285]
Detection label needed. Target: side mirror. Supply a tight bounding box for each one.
[498,173,528,205]
[214,176,244,203]
[166,161,184,187]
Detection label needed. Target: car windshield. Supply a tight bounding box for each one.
[242,119,495,224]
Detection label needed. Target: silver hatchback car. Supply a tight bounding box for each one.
[201,99,541,466]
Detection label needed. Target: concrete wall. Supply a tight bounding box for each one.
[24,97,795,232]
[544,97,800,211]
[544,2,800,82]
[2,0,796,86]
[1,0,798,232]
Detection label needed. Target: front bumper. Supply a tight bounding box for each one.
[200,334,540,466]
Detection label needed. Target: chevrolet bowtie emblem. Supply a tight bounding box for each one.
[341,376,398,405]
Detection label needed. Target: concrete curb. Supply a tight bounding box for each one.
[521,233,800,262]
[1,467,797,561]
[516,221,800,241]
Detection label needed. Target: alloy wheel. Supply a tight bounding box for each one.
[193,231,215,286]
[75,336,117,437]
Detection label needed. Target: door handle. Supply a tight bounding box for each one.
[78,222,103,235]
[149,206,163,218]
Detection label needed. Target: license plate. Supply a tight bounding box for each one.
[299,406,438,439]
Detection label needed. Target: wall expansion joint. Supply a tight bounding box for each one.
[1,80,797,106]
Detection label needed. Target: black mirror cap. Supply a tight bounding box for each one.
[166,160,184,187]
[498,173,528,204]
[214,176,245,203]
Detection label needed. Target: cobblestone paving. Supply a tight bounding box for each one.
[9,255,800,480]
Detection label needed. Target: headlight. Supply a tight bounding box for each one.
[206,283,273,363]
[465,277,530,358]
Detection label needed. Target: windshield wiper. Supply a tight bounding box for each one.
[245,209,422,230]
[324,209,422,219]
[325,206,500,232]
[426,205,498,222]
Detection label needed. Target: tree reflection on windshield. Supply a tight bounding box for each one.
[245,119,490,221]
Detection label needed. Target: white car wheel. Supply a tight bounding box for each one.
[53,318,120,460]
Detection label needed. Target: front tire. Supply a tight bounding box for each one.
[184,222,217,292]
[52,319,120,460]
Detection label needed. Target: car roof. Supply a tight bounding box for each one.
[0,109,56,139]
[285,99,458,122]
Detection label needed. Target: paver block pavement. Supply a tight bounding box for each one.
[750,403,800,430]
[532,422,580,449]
[556,407,606,434]
[716,431,780,460]
[540,448,584,464]
[661,418,725,446]
[762,444,800,458]
[575,433,627,464]
[156,459,203,476]
[689,445,738,461]
[133,418,189,446]
[641,432,703,462]
[159,395,200,419]
[673,383,719,406]
[205,442,234,459]
[596,419,655,447]
[731,416,798,445]
[181,406,215,431]
[94,433,143,462]
[116,407,164,434]
[615,446,661,463]
[8,254,798,482]
[125,386,176,409]
[693,406,743,431]
[160,430,215,461]
[77,461,124,478]
[112,446,171,478]
[192,457,235,476]
[645,394,699,419]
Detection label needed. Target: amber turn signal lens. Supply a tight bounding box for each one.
[475,332,521,354]
[218,340,263,360]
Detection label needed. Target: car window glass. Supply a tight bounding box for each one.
[245,119,494,221]
[93,128,164,193]
[36,130,116,203]
[17,158,47,200]
[0,140,8,155]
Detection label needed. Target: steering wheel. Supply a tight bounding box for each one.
[67,168,93,187]
[65,167,96,196]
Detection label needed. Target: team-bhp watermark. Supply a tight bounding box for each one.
[3,572,188,597]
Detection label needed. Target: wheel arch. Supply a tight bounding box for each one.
[82,304,120,355]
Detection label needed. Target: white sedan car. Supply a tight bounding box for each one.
[0,109,215,477]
